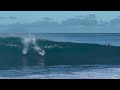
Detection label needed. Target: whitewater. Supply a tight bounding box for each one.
[0,33,120,79]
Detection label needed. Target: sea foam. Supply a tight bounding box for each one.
[22,36,45,56]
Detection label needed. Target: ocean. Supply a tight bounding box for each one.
[0,33,120,79]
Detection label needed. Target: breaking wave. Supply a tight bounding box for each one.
[22,37,45,56]
[0,36,120,69]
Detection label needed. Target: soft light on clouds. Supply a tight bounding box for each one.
[0,11,119,33]
[9,16,16,20]
[0,16,7,19]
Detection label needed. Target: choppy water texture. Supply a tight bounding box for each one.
[0,65,120,79]
[0,33,120,79]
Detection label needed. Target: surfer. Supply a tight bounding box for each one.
[107,43,111,47]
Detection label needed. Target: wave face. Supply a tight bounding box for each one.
[0,37,120,69]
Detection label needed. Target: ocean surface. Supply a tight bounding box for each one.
[0,33,120,79]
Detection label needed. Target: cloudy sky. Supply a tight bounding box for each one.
[0,11,120,33]
[0,11,120,23]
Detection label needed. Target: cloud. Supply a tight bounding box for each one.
[42,17,52,21]
[0,16,7,19]
[0,15,120,33]
[61,14,98,26]
[9,16,16,20]
[0,16,16,20]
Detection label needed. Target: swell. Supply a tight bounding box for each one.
[0,37,120,69]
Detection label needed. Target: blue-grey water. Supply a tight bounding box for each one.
[3,33,119,46]
[0,33,120,79]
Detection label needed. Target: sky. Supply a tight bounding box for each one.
[0,11,120,33]
[0,11,120,23]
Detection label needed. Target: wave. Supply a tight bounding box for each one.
[0,36,120,69]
